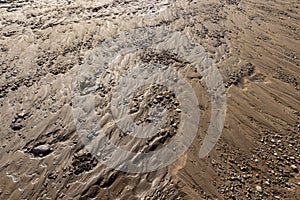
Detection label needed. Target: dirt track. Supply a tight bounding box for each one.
[0,0,299,199]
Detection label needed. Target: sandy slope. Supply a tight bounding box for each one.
[0,0,299,199]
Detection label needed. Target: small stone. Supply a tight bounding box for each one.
[291,165,298,173]
[240,166,247,172]
[11,124,23,131]
[285,183,292,188]
[265,180,270,186]
[175,108,181,113]
[271,139,275,143]
[129,108,138,113]
[32,144,53,156]
[17,112,26,117]
[156,95,163,101]
[256,185,263,193]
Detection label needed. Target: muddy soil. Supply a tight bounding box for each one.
[0,0,299,199]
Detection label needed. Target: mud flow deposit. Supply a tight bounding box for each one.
[0,0,299,199]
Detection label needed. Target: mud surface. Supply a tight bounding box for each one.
[0,0,299,199]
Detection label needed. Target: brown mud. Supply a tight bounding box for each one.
[0,0,299,199]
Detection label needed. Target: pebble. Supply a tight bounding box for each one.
[291,165,298,173]
[255,185,263,193]
[265,180,270,186]
[156,95,163,101]
[271,139,275,143]
[175,108,181,113]
[32,144,53,156]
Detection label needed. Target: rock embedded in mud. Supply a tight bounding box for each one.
[32,144,53,156]
[10,123,23,131]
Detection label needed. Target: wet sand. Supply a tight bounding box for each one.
[0,0,299,199]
